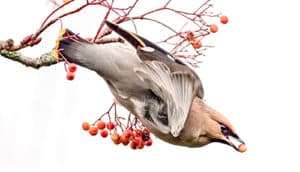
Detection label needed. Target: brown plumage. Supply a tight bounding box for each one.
[54,21,246,152]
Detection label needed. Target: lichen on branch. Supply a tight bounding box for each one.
[0,50,59,69]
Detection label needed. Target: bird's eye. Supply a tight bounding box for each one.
[220,124,231,136]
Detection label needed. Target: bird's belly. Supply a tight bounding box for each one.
[110,92,201,147]
[125,97,196,147]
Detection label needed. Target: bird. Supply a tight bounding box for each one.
[53,21,246,152]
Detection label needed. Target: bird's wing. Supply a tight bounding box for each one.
[106,21,185,65]
[136,46,205,99]
[135,61,196,137]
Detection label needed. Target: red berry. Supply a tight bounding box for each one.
[88,126,98,136]
[186,32,195,41]
[106,121,115,130]
[82,122,90,131]
[145,139,153,146]
[114,139,121,145]
[210,24,218,33]
[68,63,77,72]
[220,15,229,24]
[97,120,106,130]
[100,130,108,137]
[120,135,130,145]
[131,131,138,138]
[111,133,121,144]
[135,130,142,137]
[143,128,150,134]
[130,142,137,150]
[137,141,144,149]
[191,39,202,49]
[133,136,142,145]
[123,129,132,138]
[66,72,75,80]
[137,144,144,149]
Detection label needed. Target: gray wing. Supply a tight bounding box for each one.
[135,61,196,137]
[137,47,204,99]
[105,21,204,98]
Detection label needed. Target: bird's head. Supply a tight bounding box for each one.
[204,112,246,153]
[183,98,246,152]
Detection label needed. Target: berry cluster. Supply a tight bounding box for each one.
[186,32,202,49]
[185,15,229,49]
[66,63,77,81]
[209,15,229,33]
[82,120,153,150]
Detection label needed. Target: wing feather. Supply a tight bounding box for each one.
[135,61,195,137]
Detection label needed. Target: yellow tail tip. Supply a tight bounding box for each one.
[59,28,67,37]
[52,39,61,59]
[52,28,67,58]
[51,50,58,58]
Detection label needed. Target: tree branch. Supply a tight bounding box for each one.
[0,50,60,69]
[0,0,223,69]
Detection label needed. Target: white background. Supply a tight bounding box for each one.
[1,0,300,171]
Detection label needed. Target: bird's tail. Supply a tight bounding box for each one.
[52,28,92,66]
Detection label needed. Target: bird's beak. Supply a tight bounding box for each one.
[211,123,247,153]
[223,134,247,153]
[212,134,246,153]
